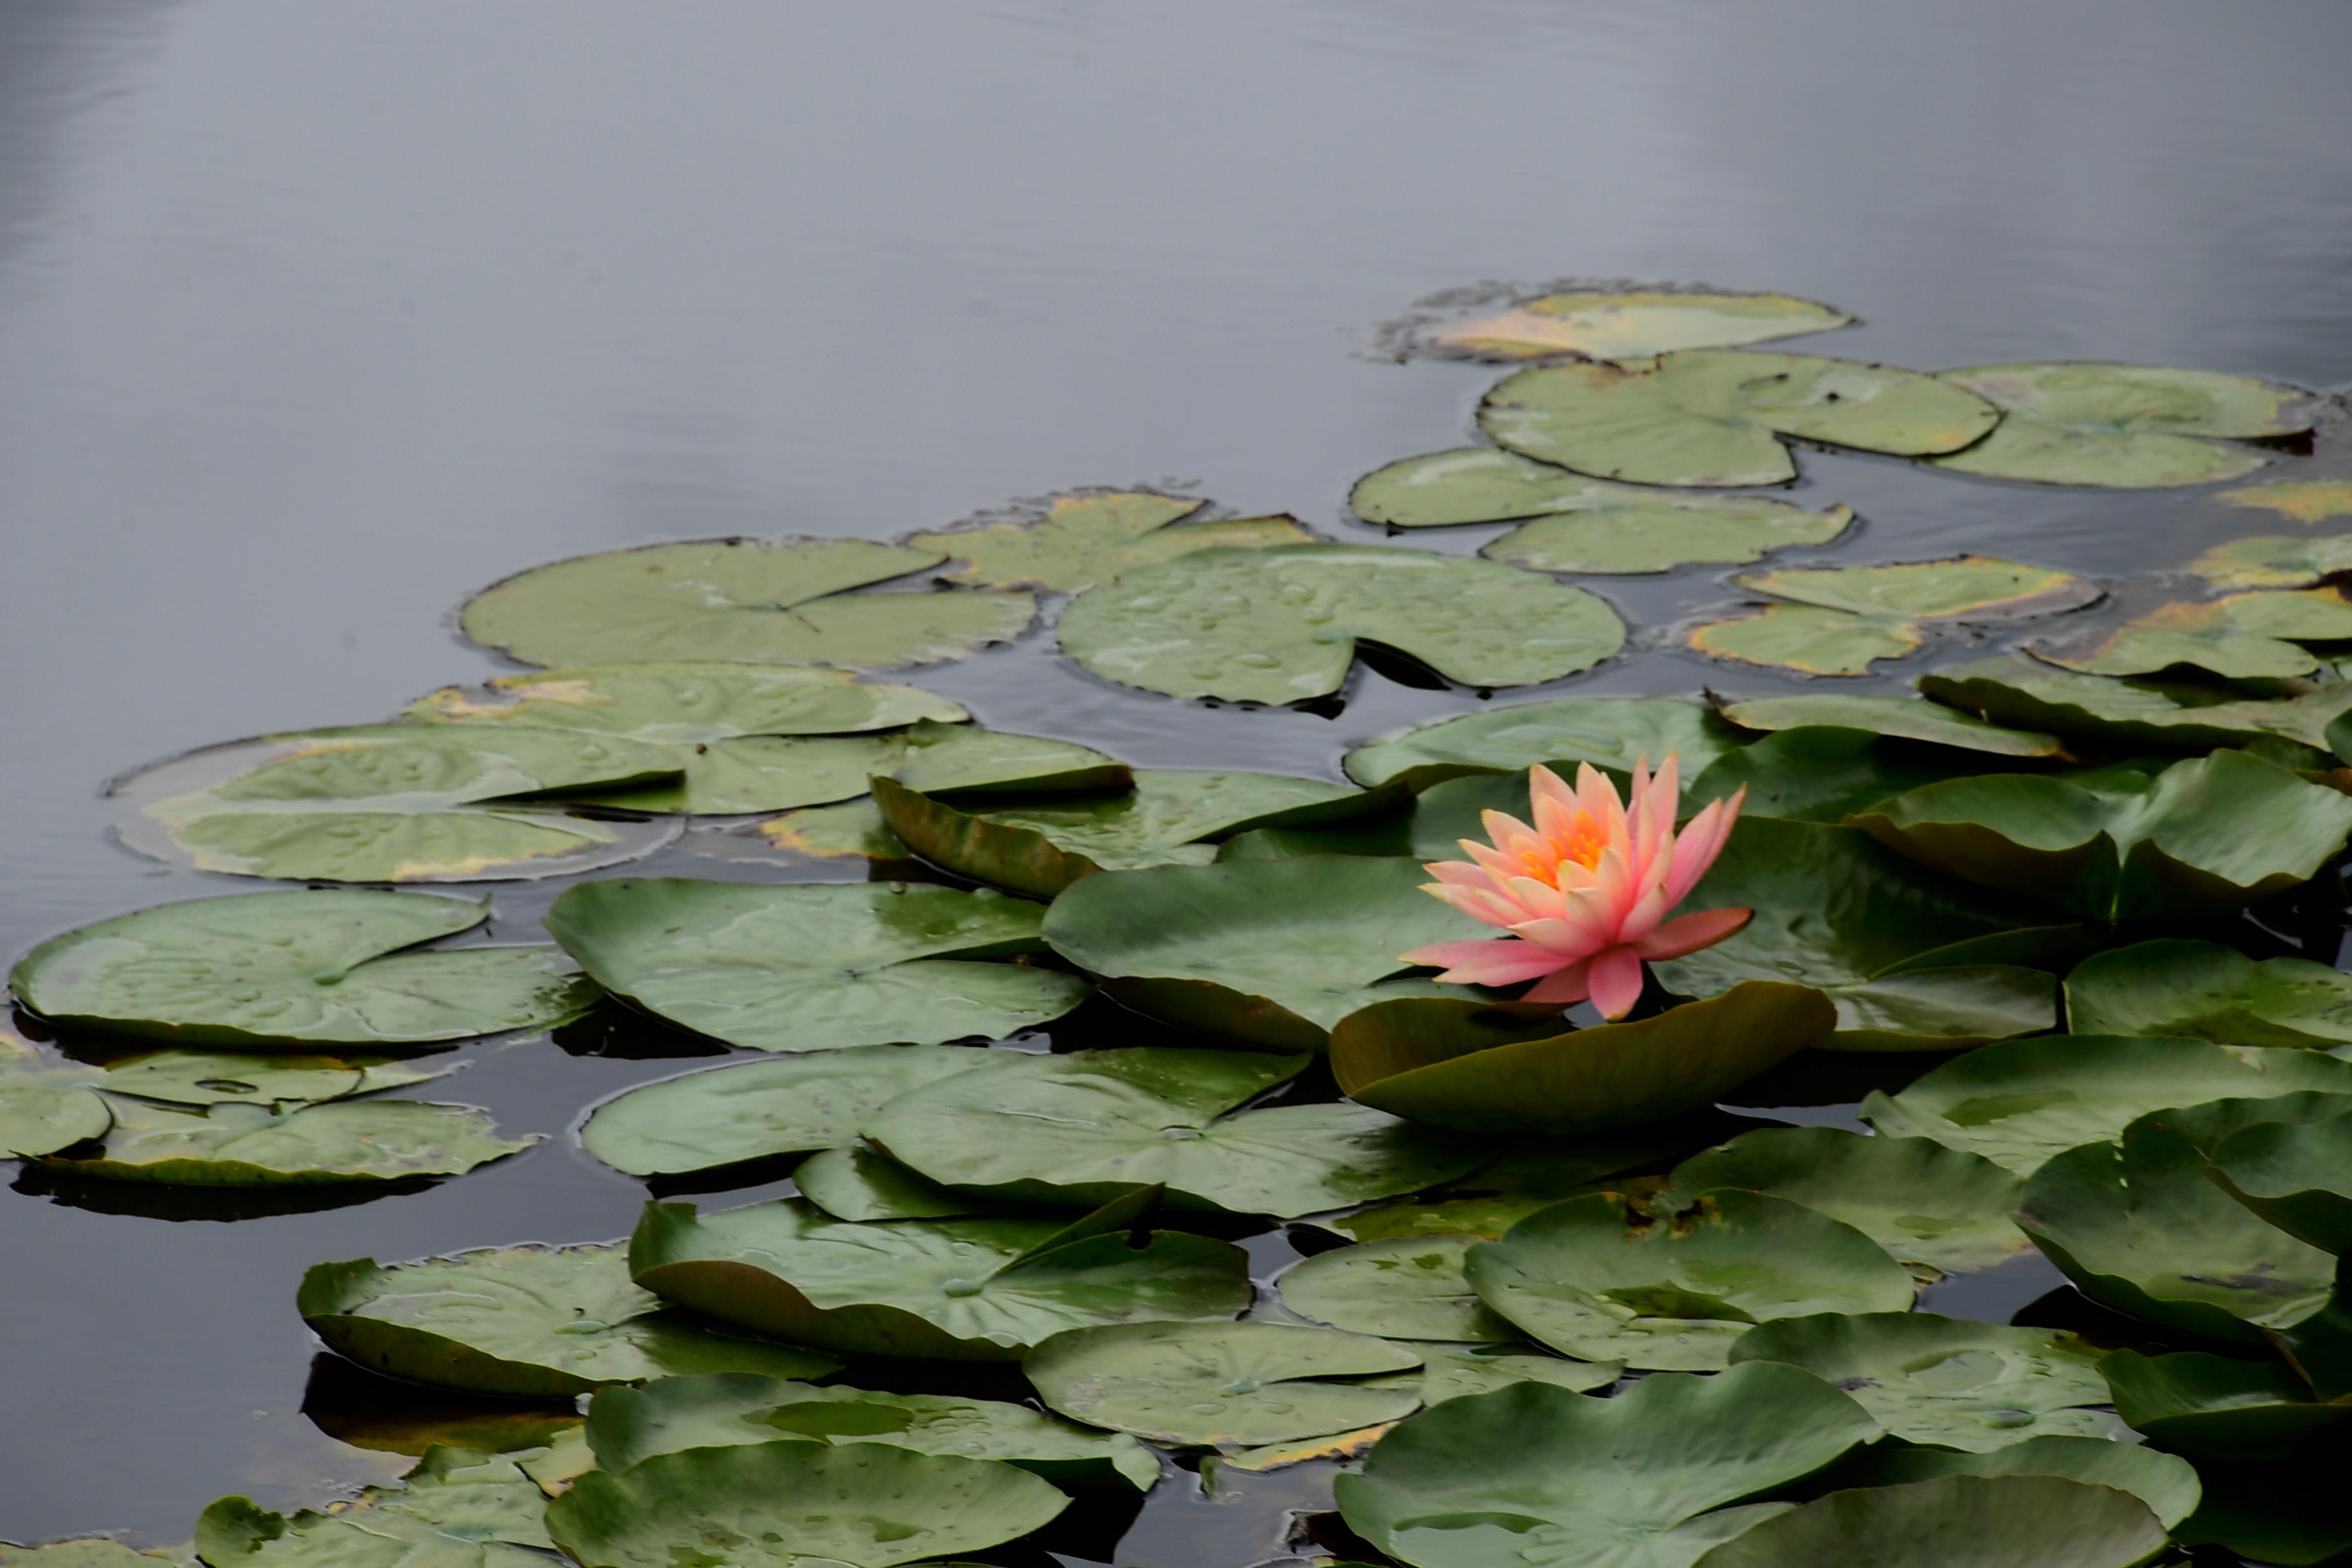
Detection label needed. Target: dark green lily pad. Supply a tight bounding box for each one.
[910,491,1313,591]
[546,878,1092,1053]
[1335,1366,1877,1568]
[1405,1343,1623,1403]
[1421,289,1852,361]
[1683,727,2021,825]
[2171,1446,2352,1565]
[543,1440,1067,1568]
[1839,1436,2199,1529]
[793,1143,982,1222]
[2032,587,2352,681]
[1057,542,1625,703]
[1279,1236,1514,1342]
[2065,939,2352,1048]
[1041,856,1482,1051]
[2190,533,2352,589]
[1464,1190,1917,1371]
[12,889,595,1048]
[1480,350,2000,488]
[1344,697,1739,792]
[32,1097,531,1186]
[299,1244,839,1398]
[460,537,1036,669]
[1729,1312,2117,1450]
[867,1046,1480,1217]
[2205,1106,2352,1254]
[1861,1034,2352,1175]
[1926,363,2314,487]
[1716,696,2063,758]
[582,1371,1158,1490]
[2101,1348,2350,1456]
[1920,653,2352,752]
[1687,1475,2167,1568]
[197,1447,553,1568]
[1027,1319,1424,1447]
[580,1044,1001,1177]
[1329,983,1834,1134]
[1658,1127,2027,1275]
[629,1193,1250,1360]
[1333,1124,1730,1242]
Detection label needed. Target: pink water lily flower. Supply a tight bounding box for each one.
[1401,755,1750,1021]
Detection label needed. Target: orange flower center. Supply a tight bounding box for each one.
[1525,812,1611,884]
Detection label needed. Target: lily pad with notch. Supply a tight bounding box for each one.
[2065,938,2352,1048]
[1690,557,2101,676]
[909,491,1313,592]
[30,1096,533,1186]
[1418,289,1853,362]
[1926,363,2316,487]
[196,1447,554,1568]
[1344,696,1740,792]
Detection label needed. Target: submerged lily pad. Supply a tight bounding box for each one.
[867,1046,1480,1218]
[2031,587,2352,680]
[1278,1237,1514,1342]
[1420,289,1852,361]
[1335,1367,1877,1568]
[1686,1475,2167,1568]
[1028,1319,1424,1447]
[1041,857,1482,1051]
[1057,543,1625,703]
[12,890,594,1047]
[909,492,1312,591]
[1464,1190,1917,1371]
[299,1244,839,1397]
[543,1440,1068,1568]
[1330,983,1834,1134]
[1728,1313,2117,1450]
[545,879,1092,1053]
[460,537,1036,669]
[32,1097,531,1186]
[581,1045,999,1177]
[2065,939,2352,1048]
[2188,534,2352,589]
[1344,697,1740,792]
[2219,478,2352,524]
[1927,363,2314,487]
[1481,350,2000,488]
[197,1447,554,1568]
[1716,695,2063,758]
[1839,1436,2200,1530]
[2101,1348,2351,1456]
[1690,557,2101,676]
[629,1194,1250,1360]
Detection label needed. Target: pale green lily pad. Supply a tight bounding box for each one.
[545,878,1092,1053]
[1335,1367,1877,1568]
[2031,587,2352,680]
[571,732,909,815]
[1279,1237,1514,1342]
[1480,350,2001,488]
[1841,1436,2199,1530]
[580,1044,1001,1177]
[0,1083,111,1157]
[1728,1313,2119,1450]
[1928,363,2314,487]
[756,798,908,860]
[910,491,1313,591]
[2065,938,2352,1048]
[629,1193,1251,1360]
[2101,1348,2351,1457]
[543,1440,1067,1568]
[2219,478,2352,524]
[1027,1319,1424,1447]
[1464,1190,1917,1371]
[1689,605,1921,675]
[794,1143,981,1222]
[885,720,1128,796]
[12,889,594,1047]
[1057,543,1625,703]
[1716,695,2063,757]
[197,1447,554,1568]
[2189,534,2352,589]
[2,1546,178,1568]
[33,1096,532,1186]
[1658,1126,2027,1276]
[95,1050,445,1108]
[1920,653,2352,752]
[460,537,1036,669]
[1691,557,2101,675]
[1344,696,1740,792]
[409,661,965,738]
[1686,1475,2168,1568]
[1420,289,1852,361]
[299,1244,839,1398]
[1041,856,1483,1051]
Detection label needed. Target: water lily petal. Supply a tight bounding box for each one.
[1574,761,1628,848]
[1631,905,1754,960]
[1613,880,1677,946]
[1402,938,1576,987]
[1522,956,1594,1006]
[1662,785,1747,906]
[1588,945,1647,1019]
[1505,916,1609,961]
[1422,881,1524,930]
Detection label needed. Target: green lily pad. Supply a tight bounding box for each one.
[582,1371,1158,1490]
[2204,1105,2352,1253]
[12,890,595,1047]
[1464,1190,1917,1371]
[1927,363,2314,487]
[1420,289,1852,361]
[629,1193,1251,1360]
[1041,856,1482,1051]
[1716,696,2063,758]
[1839,1436,2200,1529]
[1919,653,2352,752]
[1658,1127,2027,1275]
[571,732,908,816]
[124,725,684,883]
[1690,557,2101,676]
[1689,604,1923,675]
[884,720,1129,796]
[2101,1348,2350,1456]
[2188,533,2352,589]
[1480,350,2001,488]
[1344,697,1740,792]
[2031,587,2352,680]
[1684,727,2023,825]
[1729,1313,2117,1450]
[0,1082,111,1157]
[1685,1475,2167,1568]
[754,798,910,860]
[2065,938,2352,1048]
[1026,1319,1424,1447]
[545,878,1092,1053]
[793,1144,982,1222]
[32,1097,531,1186]
[1406,1343,1624,1403]
[1329,983,1835,1134]
[1279,1236,1514,1342]
[299,1244,839,1398]
[2,1546,177,1568]
[1335,1366,1877,1568]
[1056,543,1625,703]
[868,1046,1480,1217]
[460,537,1036,669]
[93,1050,445,1108]
[410,660,965,737]
[1333,1124,1732,1242]
[909,491,1313,591]
[2219,478,2352,524]
[197,1447,554,1568]
[543,1439,1067,1568]
[580,1044,1001,1177]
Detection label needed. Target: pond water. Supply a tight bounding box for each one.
[4,1,2351,1558]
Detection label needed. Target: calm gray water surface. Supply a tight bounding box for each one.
[5,1,2351,1553]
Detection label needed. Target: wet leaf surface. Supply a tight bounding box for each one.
[910,492,1313,591]
[2065,937,2352,1048]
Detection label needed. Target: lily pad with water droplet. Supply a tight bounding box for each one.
[1927,363,2315,487]
[2064,938,2352,1048]
[299,1244,839,1398]
[2190,533,2352,589]
[30,1097,533,1186]
[545,879,1092,1054]
[909,491,1313,591]
[197,1447,554,1568]
[1057,542,1625,703]
[1716,694,2063,757]
[1279,1236,1515,1342]
[1419,289,1853,362]
[1480,349,2001,489]
[1687,1475,2168,1568]
[460,536,1036,669]
[1344,696,1740,792]
[1026,1319,1424,1447]
[2030,587,2352,681]
[12,888,596,1047]
[2219,478,2352,524]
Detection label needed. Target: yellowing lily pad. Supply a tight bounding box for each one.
[1419,289,1851,362]
[2188,534,2352,589]
[2030,587,2352,680]
[1928,363,2316,487]
[2219,478,2352,524]
[1690,556,2099,676]
[908,491,1313,591]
